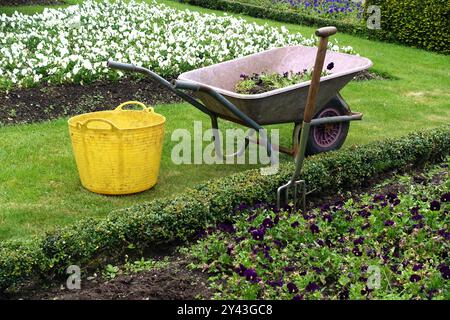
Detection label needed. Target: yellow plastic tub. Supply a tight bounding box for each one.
[68,101,166,195]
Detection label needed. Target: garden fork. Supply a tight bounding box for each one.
[277,26,338,211]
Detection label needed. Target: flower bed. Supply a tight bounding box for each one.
[185,164,449,299]
[178,0,371,39]
[0,126,448,292]
[0,0,355,90]
[236,0,364,22]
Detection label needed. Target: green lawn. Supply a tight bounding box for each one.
[0,104,265,240]
[0,0,449,240]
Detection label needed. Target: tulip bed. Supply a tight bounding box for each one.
[0,0,355,90]
[185,163,450,300]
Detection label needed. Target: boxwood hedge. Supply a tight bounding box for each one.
[365,0,450,53]
[0,126,449,292]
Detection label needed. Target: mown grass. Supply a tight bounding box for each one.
[0,103,262,240]
[0,0,449,240]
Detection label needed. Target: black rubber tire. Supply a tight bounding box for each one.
[305,96,350,156]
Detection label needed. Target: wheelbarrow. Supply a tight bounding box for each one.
[107,26,372,209]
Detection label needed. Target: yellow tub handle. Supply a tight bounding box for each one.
[77,118,119,131]
[115,101,153,112]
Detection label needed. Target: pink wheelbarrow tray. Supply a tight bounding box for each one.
[107,26,373,210]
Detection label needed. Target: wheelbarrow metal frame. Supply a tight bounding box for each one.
[107,62,364,159]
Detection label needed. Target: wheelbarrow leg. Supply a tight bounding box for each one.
[173,80,277,165]
[210,115,254,159]
[291,123,301,157]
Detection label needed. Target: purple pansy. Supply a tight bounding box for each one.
[310,223,320,234]
[358,209,371,218]
[251,227,266,241]
[247,213,258,222]
[235,264,246,276]
[373,194,385,202]
[437,228,450,240]
[218,222,236,234]
[384,220,395,226]
[274,215,280,224]
[409,274,421,282]
[287,282,299,293]
[353,236,365,245]
[323,213,333,222]
[311,266,324,274]
[441,192,450,203]
[412,263,423,271]
[430,200,441,211]
[243,268,260,284]
[262,217,274,229]
[438,264,450,279]
[361,222,371,230]
[267,278,284,287]
[409,206,419,215]
[352,247,362,257]
[236,202,249,212]
[305,281,320,292]
[284,265,296,272]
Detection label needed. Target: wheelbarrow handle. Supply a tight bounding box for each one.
[107,60,139,72]
[303,26,336,123]
[107,60,214,117]
[315,26,337,38]
[172,79,200,92]
[290,26,337,183]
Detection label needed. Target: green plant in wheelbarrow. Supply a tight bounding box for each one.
[235,63,335,95]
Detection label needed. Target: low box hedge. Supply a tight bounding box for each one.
[1,126,449,292]
[365,0,450,54]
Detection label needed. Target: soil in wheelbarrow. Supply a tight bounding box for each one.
[235,69,391,94]
[0,77,181,125]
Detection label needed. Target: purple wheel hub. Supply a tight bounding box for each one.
[312,108,342,148]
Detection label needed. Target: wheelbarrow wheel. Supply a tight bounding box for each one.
[305,97,350,155]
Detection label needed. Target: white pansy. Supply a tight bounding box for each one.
[0,0,355,89]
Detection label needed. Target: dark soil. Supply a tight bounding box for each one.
[4,249,212,300]
[0,78,181,125]
[0,0,62,5]
[353,69,391,81]
[0,70,388,125]
[51,259,211,300]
